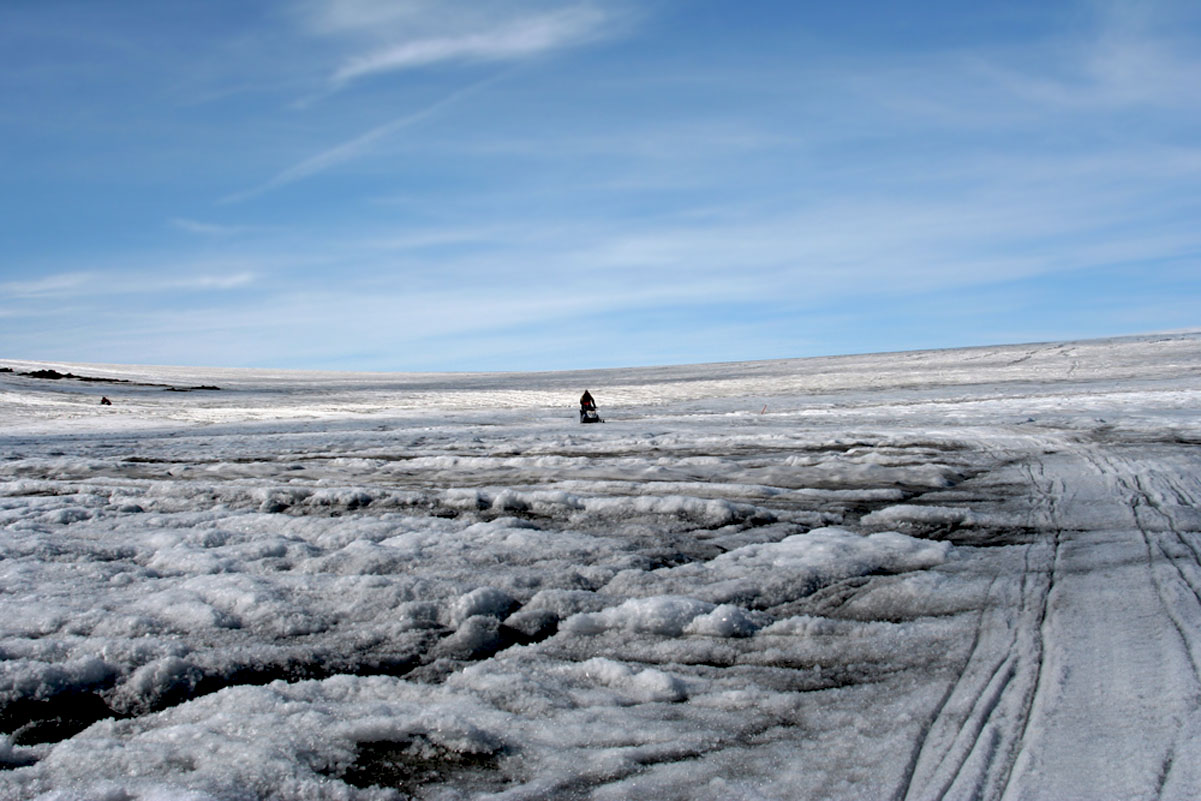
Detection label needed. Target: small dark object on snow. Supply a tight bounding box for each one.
[100,396,112,406]
[579,390,602,424]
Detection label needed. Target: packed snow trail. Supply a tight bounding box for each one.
[899,438,1201,801]
[1001,444,1201,801]
[2,333,1201,800]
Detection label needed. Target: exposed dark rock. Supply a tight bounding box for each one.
[23,370,74,380]
[15,368,219,392]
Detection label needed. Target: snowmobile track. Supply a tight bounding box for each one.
[898,454,1063,801]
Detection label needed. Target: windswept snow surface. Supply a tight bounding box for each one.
[3,334,1201,800]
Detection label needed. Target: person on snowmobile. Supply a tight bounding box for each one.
[579,390,602,423]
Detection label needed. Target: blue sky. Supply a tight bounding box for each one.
[2,0,1199,371]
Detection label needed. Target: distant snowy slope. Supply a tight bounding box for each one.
[4,332,1200,430]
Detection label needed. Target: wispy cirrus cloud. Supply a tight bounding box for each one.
[1,272,94,298]
[329,5,610,86]
[3,268,256,302]
[954,0,1201,114]
[293,1,626,92]
[224,71,503,203]
[220,2,631,203]
[177,273,257,290]
[171,218,263,237]
[968,32,1201,113]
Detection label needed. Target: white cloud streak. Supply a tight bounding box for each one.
[1,273,94,298]
[182,273,257,290]
[3,269,257,302]
[171,219,261,237]
[330,6,608,85]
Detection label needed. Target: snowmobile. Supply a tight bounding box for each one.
[579,390,603,424]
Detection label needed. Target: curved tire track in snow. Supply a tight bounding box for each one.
[912,441,1201,801]
[898,458,1061,801]
[899,437,1201,801]
[1107,457,1201,798]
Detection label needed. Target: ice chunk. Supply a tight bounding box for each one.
[449,587,519,627]
[564,596,716,637]
[684,604,764,637]
[576,657,687,703]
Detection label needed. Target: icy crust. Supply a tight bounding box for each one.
[573,528,952,616]
[0,430,972,798]
[7,677,506,800]
[2,599,955,801]
[3,335,1201,799]
[0,513,945,720]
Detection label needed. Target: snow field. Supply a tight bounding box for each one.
[2,333,1201,799]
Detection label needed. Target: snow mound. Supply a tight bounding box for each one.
[564,596,765,638]
[574,657,687,703]
[861,504,977,528]
[712,527,951,573]
[449,587,519,627]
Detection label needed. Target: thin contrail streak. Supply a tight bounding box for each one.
[221,72,508,204]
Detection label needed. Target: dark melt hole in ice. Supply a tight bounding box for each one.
[406,621,559,684]
[330,736,509,795]
[0,751,37,770]
[0,616,562,752]
[2,691,115,747]
[0,653,424,750]
[126,653,425,718]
